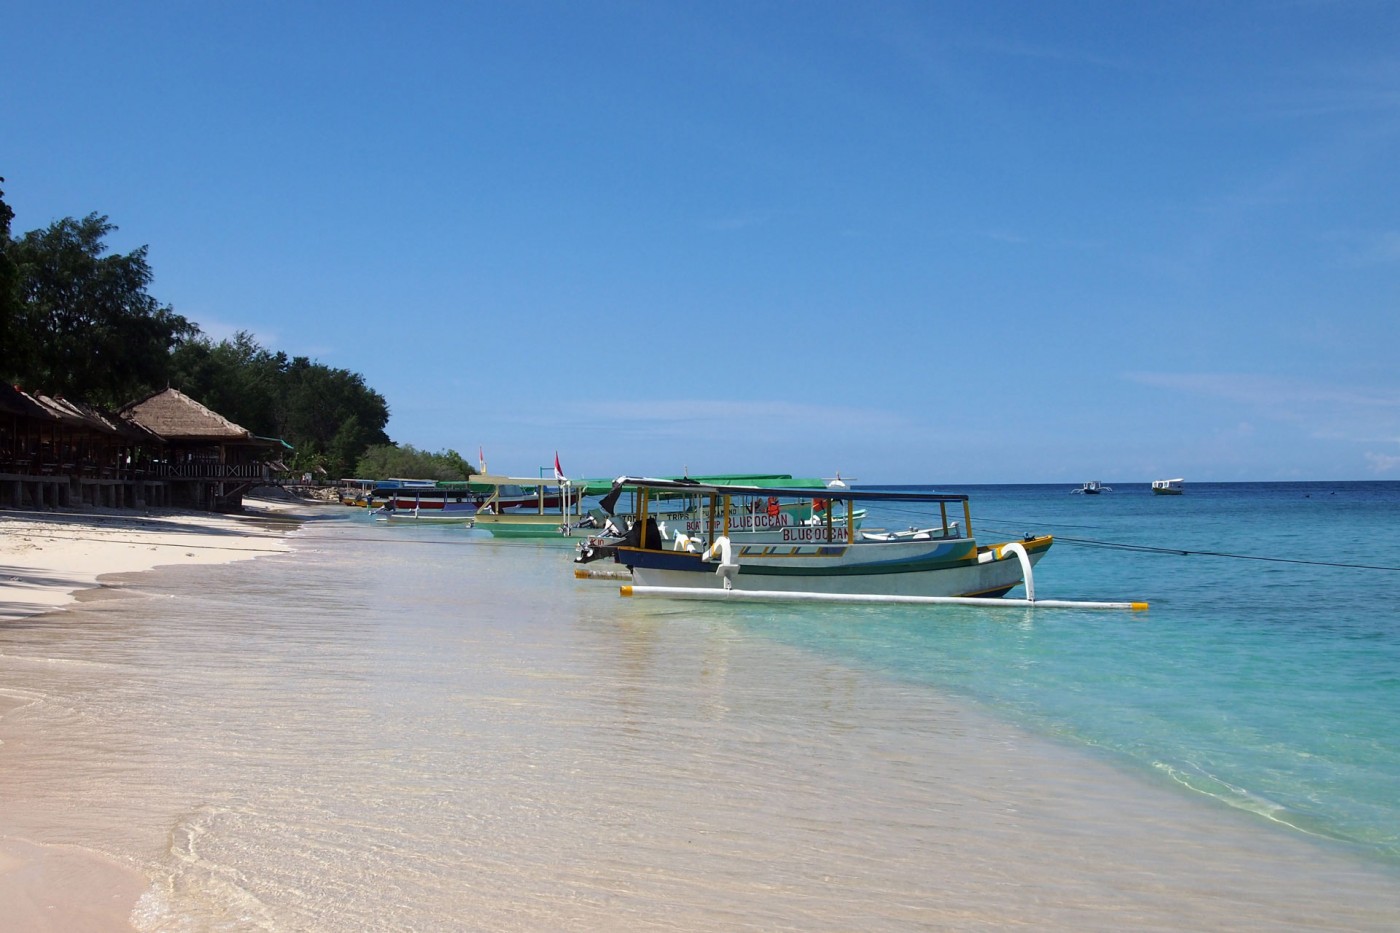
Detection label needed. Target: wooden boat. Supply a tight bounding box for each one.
[378,482,568,512]
[374,499,477,523]
[471,471,846,543]
[588,477,1052,601]
[1072,480,1112,494]
[1151,478,1184,495]
[574,476,864,562]
[467,473,593,540]
[373,480,480,522]
[337,478,378,507]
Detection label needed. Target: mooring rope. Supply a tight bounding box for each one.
[1049,535,1400,572]
[871,505,1400,572]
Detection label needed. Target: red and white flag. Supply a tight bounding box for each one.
[478,447,487,474]
[553,452,564,482]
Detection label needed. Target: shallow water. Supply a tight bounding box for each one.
[2,485,1399,930]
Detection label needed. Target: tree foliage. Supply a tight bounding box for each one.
[277,356,391,477]
[0,179,20,367]
[3,195,403,480]
[170,332,392,479]
[167,331,285,433]
[6,213,195,407]
[354,444,476,481]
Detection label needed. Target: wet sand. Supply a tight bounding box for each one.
[0,495,317,931]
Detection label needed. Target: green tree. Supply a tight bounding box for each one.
[276,356,391,478]
[10,213,194,406]
[354,444,476,481]
[170,333,391,478]
[169,331,286,434]
[0,178,28,381]
[1,195,402,478]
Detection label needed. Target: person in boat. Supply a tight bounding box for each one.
[577,513,665,564]
[619,515,666,551]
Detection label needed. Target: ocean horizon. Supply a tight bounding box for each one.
[2,480,1398,929]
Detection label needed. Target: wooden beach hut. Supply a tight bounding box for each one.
[0,384,173,509]
[32,393,169,508]
[0,383,62,508]
[1,384,57,473]
[119,387,282,511]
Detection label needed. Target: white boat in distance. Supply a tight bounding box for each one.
[1072,480,1112,494]
[1151,478,1185,495]
[592,477,1053,602]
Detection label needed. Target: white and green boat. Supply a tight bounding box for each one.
[466,473,592,541]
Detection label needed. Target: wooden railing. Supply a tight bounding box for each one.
[152,463,271,480]
[0,461,283,482]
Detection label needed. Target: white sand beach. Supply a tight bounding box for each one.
[0,494,316,931]
[0,498,305,624]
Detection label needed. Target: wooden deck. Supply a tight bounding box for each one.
[0,464,287,511]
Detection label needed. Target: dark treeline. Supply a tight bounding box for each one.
[0,180,449,480]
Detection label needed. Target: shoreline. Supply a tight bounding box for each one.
[0,494,313,624]
[0,492,324,932]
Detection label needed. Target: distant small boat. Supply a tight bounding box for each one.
[1151,478,1185,496]
[1072,481,1112,495]
[337,478,378,507]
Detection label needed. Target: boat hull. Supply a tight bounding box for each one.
[619,535,1052,599]
[380,494,478,510]
[471,512,595,541]
[375,502,476,523]
[380,491,569,511]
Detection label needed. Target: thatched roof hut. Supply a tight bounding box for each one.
[118,388,281,510]
[2,386,158,478]
[119,387,254,441]
[0,383,58,422]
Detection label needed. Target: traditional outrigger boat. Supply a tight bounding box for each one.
[472,471,845,543]
[372,476,577,523]
[373,482,478,522]
[337,478,379,507]
[467,473,592,540]
[1072,480,1112,495]
[581,477,1146,610]
[574,475,862,563]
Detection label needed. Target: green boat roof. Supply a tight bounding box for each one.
[576,473,825,496]
[416,473,826,496]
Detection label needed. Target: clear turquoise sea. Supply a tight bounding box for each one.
[781,481,1400,862]
[4,481,1398,929]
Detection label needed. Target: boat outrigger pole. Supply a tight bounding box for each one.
[619,586,1148,611]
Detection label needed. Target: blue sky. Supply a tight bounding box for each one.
[4,1,1398,483]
